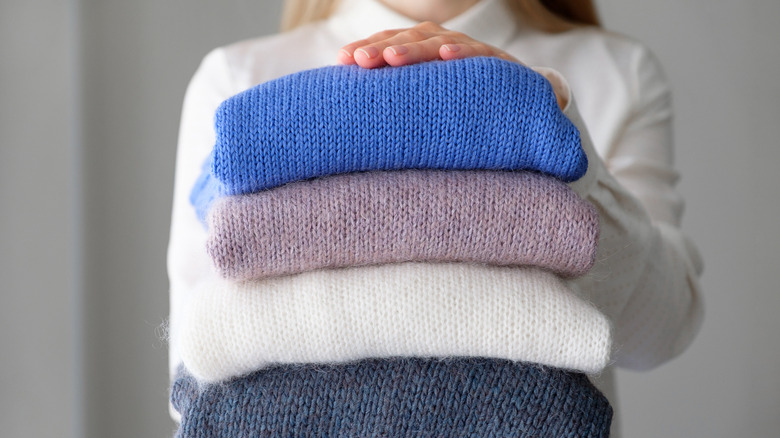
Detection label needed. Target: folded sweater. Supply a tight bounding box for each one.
[206,170,599,280]
[172,358,612,437]
[190,56,586,211]
[176,263,612,383]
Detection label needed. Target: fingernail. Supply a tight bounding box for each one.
[357,46,380,59]
[387,45,409,56]
[443,44,461,52]
[339,49,353,58]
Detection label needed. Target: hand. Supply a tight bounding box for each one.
[337,21,567,110]
[337,21,521,69]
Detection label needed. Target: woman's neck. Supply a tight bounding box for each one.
[377,0,481,23]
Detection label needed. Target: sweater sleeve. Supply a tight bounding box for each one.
[535,52,704,371]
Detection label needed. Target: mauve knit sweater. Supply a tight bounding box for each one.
[206,170,599,280]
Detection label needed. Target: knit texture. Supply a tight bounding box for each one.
[172,358,612,437]
[191,56,585,207]
[207,170,599,280]
[176,263,612,383]
[190,155,220,224]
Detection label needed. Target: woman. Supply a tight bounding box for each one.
[167,0,703,435]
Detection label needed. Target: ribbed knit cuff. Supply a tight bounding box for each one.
[207,170,599,280]
[172,358,612,437]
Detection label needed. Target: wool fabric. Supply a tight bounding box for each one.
[176,263,612,383]
[206,170,599,280]
[189,155,220,225]
[197,56,586,201]
[171,358,613,437]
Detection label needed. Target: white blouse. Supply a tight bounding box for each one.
[167,0,703,430]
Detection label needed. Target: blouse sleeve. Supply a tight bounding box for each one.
[535,46,704,371]
[167,48,237,379]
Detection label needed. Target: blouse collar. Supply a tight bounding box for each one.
[327,0,518,50]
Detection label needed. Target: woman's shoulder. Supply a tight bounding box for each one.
[515,25,661,73]
[562,26,670,101]
[198,20,344,91]
[567,26,649,54]
[511,25,668,102]
[573,26,664,74]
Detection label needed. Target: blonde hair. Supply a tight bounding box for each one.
[280,0,599,33]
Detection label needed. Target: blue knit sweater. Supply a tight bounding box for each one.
[172,358,612,437]
[190,57,585,220]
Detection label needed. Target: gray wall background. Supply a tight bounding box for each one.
[1,0,778,437]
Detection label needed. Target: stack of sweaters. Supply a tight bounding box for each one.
[173,57,614,437]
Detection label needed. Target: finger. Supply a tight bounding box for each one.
[383,35,459,67]
[337,48,357,65]
[338,38,380,66]
[351,28,440,68]
[353,45,389,68]
[337,28,406,65]
[439,42,521,64]
[355,27,459,68]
